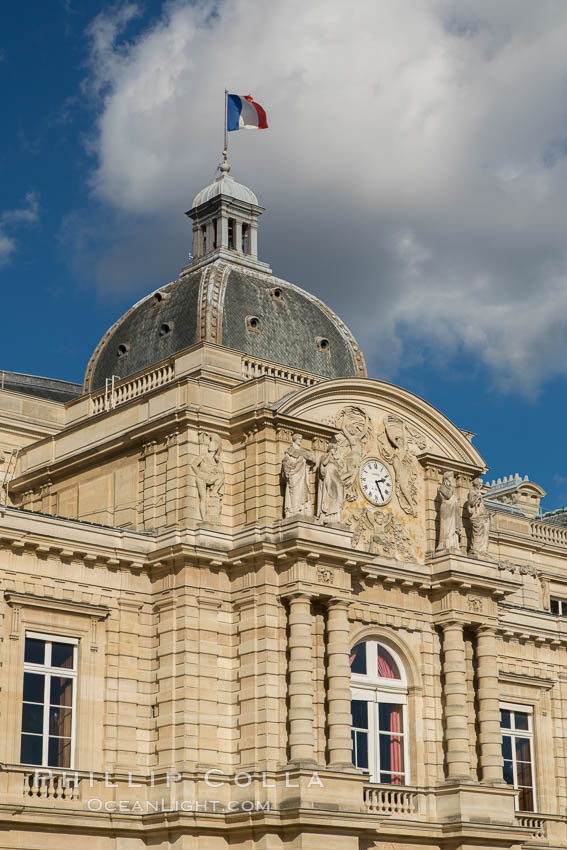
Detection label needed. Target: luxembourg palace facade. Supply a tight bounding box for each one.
[0,158,566,850]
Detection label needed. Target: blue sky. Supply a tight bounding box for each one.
[1,0,566,510]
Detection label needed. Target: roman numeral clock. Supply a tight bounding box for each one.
[359,459,393,506]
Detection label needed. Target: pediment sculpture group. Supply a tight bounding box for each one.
[281,435,490,558]
[189,426,491,559]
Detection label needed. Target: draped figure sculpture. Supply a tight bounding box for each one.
[191,433,225,523]
[466,477,490,557]
[436,471,462,552]
[281,433,316,517]
[317,437,345,525]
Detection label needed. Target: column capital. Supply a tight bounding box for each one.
[281,590,315,604]
[326,597,350,611]
[440,619,465,633]
[476,624,497,637]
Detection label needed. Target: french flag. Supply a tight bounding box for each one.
[227,94,268,131]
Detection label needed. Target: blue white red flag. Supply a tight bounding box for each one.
[227,94,268,131]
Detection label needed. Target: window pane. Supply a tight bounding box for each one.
[380,734,405,774]
[500,709,511,729]
[20,733,43,765]
[23,672,45,703]
[21,702,43,734]
[514,712,529,731]
[503,759,514,785]
[355,730,368,769]
[48,736,71,768]
[49,706,72,737]
[51,643,74,670]
[550,598,560,614]
[377,646,401,679]
[518,786,534,812]
[502,735,512,760]
[350,643,367,675]
[517,760,533,787]
[351,699,368,729]
[515,737,531,762]
[24,638,45,665]
[50,676,73,707]
[378,703,403,733]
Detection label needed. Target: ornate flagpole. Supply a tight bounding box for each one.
[224,88,228,163]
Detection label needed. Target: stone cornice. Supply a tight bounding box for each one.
[4,591,110,620]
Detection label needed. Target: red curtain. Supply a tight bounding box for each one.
[389,706,403,782]
[378,647,400,679]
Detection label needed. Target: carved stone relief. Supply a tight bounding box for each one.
[191,432,225,523]
[376,416,424,517]
[316,566,334,584]
[349,506,418,562]
[312,406,427,562]
[334,406,373,502]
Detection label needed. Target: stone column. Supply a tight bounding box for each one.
[287,593,316,765]
[326,599,354,768]
[476,625,504,783]
[441,621,472,781]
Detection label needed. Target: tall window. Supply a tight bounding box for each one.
[242,222,250,254]
[350,640,409,785]
[501,704,536,811]
[20,633,78,769]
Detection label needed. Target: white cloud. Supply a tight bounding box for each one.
[0,192,40,269]
[81,0,567,394]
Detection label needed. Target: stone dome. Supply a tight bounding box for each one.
[192,162,259,208]
[83,262,367,392]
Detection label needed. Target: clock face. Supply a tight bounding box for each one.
[360,459,393,506]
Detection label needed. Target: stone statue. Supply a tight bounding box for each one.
[378,419,420,517]
[436,471,462,552]
[317,437,344,525]
[191,433,225,523]
[466,477,490,557]
[281,433,315,517]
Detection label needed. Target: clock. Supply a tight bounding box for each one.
[359,459,393,506]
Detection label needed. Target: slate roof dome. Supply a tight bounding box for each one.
[83,158,367,393]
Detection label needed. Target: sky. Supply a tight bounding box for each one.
[1,0,566,510]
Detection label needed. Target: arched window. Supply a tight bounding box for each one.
[349,640,409,785]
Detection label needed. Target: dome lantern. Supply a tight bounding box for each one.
[185,153,271,274]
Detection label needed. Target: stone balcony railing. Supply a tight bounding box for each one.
[363,783,425,817]
[530,520,567,548]
[87,349,322,418]
[515,815,547,840]
[91,363,176,415]
[241,357,320,386]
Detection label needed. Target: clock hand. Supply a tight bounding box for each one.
[375,482,385,501]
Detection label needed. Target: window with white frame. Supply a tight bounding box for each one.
[501,703,536,811]
[349,640,409,785]
[550,597,567,616]
[20,633,78,769]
